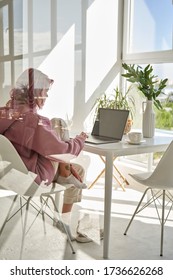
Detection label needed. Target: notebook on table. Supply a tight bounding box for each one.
[85,108,129,144]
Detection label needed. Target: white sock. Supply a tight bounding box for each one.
[57,174,87,189]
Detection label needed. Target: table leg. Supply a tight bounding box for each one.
[103,152,113,259]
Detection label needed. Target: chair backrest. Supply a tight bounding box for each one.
[0,134,28,174]
[0,134,65,197]
[0,134,39,195]
[147,140,173,188]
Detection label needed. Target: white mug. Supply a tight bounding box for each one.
[128,132,143,144]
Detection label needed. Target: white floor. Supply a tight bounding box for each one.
[0,161,173,260]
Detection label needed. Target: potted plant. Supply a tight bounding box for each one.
[122,63,168,110]
[121,63,168,137]
[94,87,135,134]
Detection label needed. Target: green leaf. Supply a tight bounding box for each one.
[122,63,168,110]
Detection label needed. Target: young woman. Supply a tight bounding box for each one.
[0,68,91,242]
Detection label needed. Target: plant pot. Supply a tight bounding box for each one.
[142,100,155,138]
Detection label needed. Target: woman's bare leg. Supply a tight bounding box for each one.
[62,203,73,213]
[58,162,71,177]
[57,162,87,190]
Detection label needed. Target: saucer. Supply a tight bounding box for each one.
[127,140,146,145]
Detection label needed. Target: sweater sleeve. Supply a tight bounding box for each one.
[31,116,85,157]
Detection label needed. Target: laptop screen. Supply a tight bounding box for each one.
[99,108,129,140]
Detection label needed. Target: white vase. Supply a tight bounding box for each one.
[142,100,155,138]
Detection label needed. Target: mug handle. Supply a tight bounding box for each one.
[142,101,146,113]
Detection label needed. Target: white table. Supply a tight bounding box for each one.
[83,132,173,259]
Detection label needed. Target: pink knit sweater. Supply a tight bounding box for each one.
[0,112,85,185]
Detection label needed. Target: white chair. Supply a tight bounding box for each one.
[0,134,75,259]
[124,140,173,256]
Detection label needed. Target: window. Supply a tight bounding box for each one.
[125,0,173,54]
[123,0,173,132]
[1,4,9,55]
[0,0,173,132]
[122,0,173,166]
[33,0,51,52]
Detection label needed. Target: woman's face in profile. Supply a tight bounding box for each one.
[35,88,49,109]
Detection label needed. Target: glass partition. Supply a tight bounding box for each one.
[2,4,9,56]
[127,0,173,53]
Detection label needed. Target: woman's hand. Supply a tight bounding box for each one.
[79,132,88,140]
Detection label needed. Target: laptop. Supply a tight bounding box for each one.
[85,108,129,144]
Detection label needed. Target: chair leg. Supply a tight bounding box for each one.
[160,190,165,257]
[20,197,31,259]
[112,173,126,191]
[101,156,129,188]
[19,196,24,231]
[88,168,105,189]
[113,164,129,191]
[40,196,48,234]
[89,155,129,191]
[113,163,129,185]
[46,195,75,254]
[0,195,18,237]
[124,188,150,235]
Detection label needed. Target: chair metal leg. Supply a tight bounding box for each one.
[0,195,18,237]
[124,188,150,235]
[0,193,75,258]
[20,196,24,232]
[124,188,167,257]
[20,197,31,259]
[112,173,126,191]
[46,195,75,254]
[23,199,46,235]
[101,156,129,189]
[89,155,129,191]
[160,190,165,257]
[88,168,105,189]
[40,196,48,234]
[113,163,129,187]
